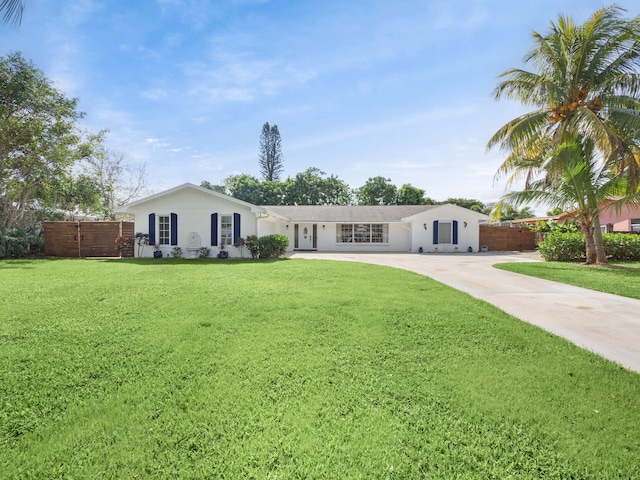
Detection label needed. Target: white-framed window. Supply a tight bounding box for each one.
[631,219,640,232]
[220,215,233,246]
[336,224,388,243]
[438,221,452,244]
[158,215,170,245]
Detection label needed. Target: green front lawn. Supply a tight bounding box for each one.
[494,261,640,300]
[1,259,639,478]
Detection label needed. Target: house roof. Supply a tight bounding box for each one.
[115,183,266,213]
[261,205,439,222]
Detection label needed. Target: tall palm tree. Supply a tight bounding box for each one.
[502,139,625,263]
[488,6,640,263]
[1,0,24,27]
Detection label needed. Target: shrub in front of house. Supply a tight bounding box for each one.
[603,233,640,261]
[537,232,586,261]
[257,234,290,259]
[245,235,259,259]
[538,231,640,261]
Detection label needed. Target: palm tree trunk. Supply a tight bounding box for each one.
[593,216,609,264]
[580,219,597,264]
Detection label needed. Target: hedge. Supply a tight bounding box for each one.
[538,231,640,261]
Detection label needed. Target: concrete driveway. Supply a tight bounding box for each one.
[289,251,640,374]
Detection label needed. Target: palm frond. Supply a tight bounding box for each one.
[0,0,24,27]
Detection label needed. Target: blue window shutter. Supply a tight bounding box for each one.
[170,213,178,245]
[433,220,439,244]
[148,213,156,245]
[453,220,458,244]
[211,213,218,246]
[233,213,241,244]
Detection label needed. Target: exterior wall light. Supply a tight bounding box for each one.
[423,223,427,230]
[464,221,468,228]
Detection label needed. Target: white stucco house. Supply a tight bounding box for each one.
[115,183,489,258]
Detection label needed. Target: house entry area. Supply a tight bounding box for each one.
[294,223,317,250]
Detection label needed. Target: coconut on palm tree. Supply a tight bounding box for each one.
[488,5,640,264]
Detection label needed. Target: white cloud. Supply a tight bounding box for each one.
[63,0,105,26]
[141,88,169,101]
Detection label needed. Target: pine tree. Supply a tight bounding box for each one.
[258,122,284,181]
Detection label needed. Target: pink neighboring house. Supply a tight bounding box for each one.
[511,199,640,232]
[597,200,640,232]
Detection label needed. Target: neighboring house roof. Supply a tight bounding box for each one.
[261,204,486,223]
[114,183,266,214]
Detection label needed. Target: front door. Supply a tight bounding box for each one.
[295,223,316,250]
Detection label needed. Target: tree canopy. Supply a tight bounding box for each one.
[356,177,398,205]
[0,52,92,231]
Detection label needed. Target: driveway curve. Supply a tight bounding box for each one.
[289,251,640,374]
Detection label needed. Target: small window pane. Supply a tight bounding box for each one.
[438,222,452,244]
[221,215,232,245]
[338,224,353,243]
[371,224,388,243]
[354,224,370,243]
[159,216,170,245]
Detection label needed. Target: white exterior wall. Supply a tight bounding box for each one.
[318,222,410,252]
[258,219,412,252]
[127,187,258,258]
[408,204,485,253]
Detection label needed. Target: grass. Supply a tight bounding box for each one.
[494,260,640,300]
[1,258,639,479]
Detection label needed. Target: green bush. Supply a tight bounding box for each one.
[256,234,290,259]
[538,231,640,261]
[0,227,44,258]
[245,235,259,259]
[537,232,586,261]
[603,233,640,261]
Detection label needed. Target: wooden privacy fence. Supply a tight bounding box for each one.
[44,221,134,258]
[479,225,537,252]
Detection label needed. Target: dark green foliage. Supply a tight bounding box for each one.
[244,235,259,259]
[282,167,351,205]
[536,232,586,261]
[258,122,283,182]
[356,176,398,205]
[256,233,289,258]
[602,233,640,261]
[0,52,99,253]
[0,226,43,257]
[397,184,427,205]
[538,232,640,261]
[444,197,487,211]
[527,219,579,234]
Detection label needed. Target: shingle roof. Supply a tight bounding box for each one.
[262,205,437,222]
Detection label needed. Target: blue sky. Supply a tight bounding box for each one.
[2,1,638,210]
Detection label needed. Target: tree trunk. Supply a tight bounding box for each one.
[593,216,609,265]
[581,219,597,264]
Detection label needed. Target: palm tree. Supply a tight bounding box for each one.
[501,138,626,263]
[0,0,24,27]
[488,6,640,263]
